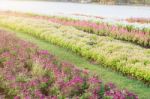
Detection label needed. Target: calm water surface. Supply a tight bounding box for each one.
[0,0,150,19]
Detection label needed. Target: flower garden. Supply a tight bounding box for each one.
[2,11,150,47]
[126,18,150,24]
[0,29,139,99]
[0,11,150,99]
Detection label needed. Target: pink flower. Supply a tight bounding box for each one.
[14,96,20,99]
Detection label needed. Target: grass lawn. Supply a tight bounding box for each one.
[0,27,149,99]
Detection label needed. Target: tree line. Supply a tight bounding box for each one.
[92,0,150,5]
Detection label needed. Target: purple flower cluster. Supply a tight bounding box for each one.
[0,30,138,99]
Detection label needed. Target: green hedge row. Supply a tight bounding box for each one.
[0,16,150,84]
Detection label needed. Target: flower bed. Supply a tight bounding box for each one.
[1,11,150,47]
[0,16,150,84]
[0,30,138,99]
[48,17,150,47]
[126,18,150,24]
[72,13,104,19]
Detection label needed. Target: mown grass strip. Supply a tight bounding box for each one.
[1,27,149,99]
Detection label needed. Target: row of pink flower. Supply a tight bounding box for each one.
[0,30,138,99]
[2,11,150,47]
[72,13,104,19]
[48,17,150,47]
[72,13,150,24]
[126,18,150,24]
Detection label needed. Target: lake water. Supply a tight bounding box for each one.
[0,0,150,19]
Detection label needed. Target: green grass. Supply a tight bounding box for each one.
[1,27,150,99]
